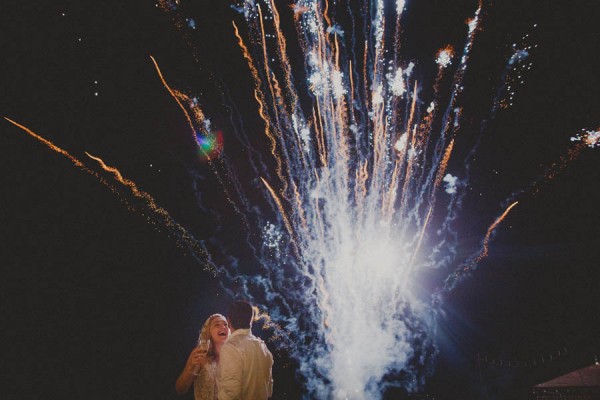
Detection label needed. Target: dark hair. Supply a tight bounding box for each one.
[227,300,254,330]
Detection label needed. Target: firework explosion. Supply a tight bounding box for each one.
[156,0,525,397]
[5,0,597,398]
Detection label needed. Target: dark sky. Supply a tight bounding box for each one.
[1,1,599,399]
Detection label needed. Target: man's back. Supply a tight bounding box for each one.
[218,329,273,400]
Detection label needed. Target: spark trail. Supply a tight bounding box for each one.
[157,1,490,399]
[204,1,485,397]
[6,0,593,399]
[4,117,214,273]
[154,0,598,398]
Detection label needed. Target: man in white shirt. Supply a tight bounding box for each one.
[217,300,274,400]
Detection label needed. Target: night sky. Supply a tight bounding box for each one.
[2,1,599,399]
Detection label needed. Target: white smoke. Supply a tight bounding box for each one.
[443,174,459,194]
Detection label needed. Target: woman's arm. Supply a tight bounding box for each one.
[175,347,207,395]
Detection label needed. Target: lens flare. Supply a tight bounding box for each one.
[151,0,598,398]
[6,0,597,399]
[158,0,484,396]
[196,130,224,161]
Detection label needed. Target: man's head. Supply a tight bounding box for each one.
[227,300,254,331]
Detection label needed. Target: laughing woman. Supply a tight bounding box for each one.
[176,314,230,400]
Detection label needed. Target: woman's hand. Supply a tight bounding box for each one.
[176,345,208,395]
[188,346,208,372]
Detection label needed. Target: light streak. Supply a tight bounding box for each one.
[24,1,593,398]
[212,2,483,396]
[443,201,519,293]
[183,1,564,397]
[260,177,296,243]
[149,55,198,137]
[5,117,214,272]
[150,54,249,227]
[477,201,519,263]
[5,117,89,171]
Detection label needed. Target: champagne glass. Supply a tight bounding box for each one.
[197,339,211,355]
[193,339,211,376]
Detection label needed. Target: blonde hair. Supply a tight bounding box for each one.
[197,313,227,360]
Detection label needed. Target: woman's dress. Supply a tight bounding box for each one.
[193,360,218,400]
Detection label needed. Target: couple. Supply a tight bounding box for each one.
[176,300,274,400]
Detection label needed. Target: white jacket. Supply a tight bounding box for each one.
[217,329,274,400]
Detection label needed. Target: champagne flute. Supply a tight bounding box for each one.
[193,339,211,376]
